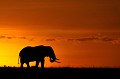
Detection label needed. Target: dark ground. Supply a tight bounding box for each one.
[0,67,119,79]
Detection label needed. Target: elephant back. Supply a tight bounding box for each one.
[19,46,46,58]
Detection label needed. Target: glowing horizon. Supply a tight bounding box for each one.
[0,31,120,68]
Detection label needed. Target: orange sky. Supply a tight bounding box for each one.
[0,0,120,67]
[0,0,120,31]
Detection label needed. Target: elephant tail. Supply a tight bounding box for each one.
[18,56,20,64]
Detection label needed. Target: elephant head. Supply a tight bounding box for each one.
[45,46,59,63]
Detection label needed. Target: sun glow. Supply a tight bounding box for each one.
[0,30,60,67]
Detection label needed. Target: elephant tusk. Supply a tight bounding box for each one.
[56,61,61,63]
[55,60,61,63]
[56,58,59,60]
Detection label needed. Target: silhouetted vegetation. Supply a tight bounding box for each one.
[0,67,119,79]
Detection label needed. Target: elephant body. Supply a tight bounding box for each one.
[19,45,58,68]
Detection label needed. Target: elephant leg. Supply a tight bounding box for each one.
[20,58,24,68]
[20,62,24,68]
[36,61,39,67]
[26,62,30,68]
[41,60,44,69]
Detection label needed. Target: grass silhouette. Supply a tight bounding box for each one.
[0,67,119,79]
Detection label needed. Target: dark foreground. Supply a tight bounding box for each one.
[0,67,119,79]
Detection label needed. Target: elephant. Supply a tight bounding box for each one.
[18,45,60,68]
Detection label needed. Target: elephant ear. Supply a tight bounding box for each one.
[45,46,51,56]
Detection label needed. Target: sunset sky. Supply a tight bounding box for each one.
[0,0,120,67]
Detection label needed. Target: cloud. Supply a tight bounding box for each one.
[67,33,120,45]
[18,37,27,39]
[1,33,120,45]
[110,38,120,45]
[7,36,16,39]
[45,39,56,41]
[0,35,34,41]
[67,37,99,42]
[100,37,120,45]
[41,33,120,45]
[0,36,6,38]
[0,36,15,39]
[29,38,35,41]
[101,37,117,42]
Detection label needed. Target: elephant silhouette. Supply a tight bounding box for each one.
[18,45,60,68]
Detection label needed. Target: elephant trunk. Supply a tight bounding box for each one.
[48,46,60,63]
